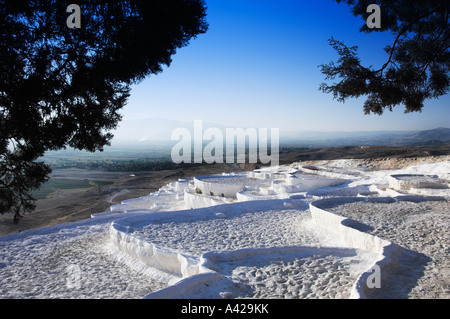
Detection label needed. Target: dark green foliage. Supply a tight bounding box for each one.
[0,0,208,222]
[320,0,449,115]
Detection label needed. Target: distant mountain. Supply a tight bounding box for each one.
[403,127,450,146]
[112,118,186,143]
[111,118,229,145]
[281,128,450,147]
[111,117,450,149]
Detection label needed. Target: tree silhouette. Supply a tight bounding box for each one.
[320,0,449,115]
[0,0,208,222]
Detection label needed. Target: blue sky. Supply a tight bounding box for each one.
[118,0,449,138]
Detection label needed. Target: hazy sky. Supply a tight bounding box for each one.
[118,0,449,137]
